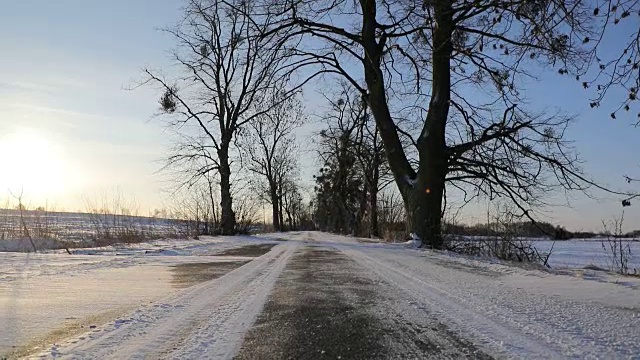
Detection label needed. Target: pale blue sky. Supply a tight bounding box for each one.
[0,0,182,212]
[0,1,638,230]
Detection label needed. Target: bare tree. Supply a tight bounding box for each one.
[9,188,36,252]
[313,86,393,237]
[315,84,393,237]
[580,0,640,119]
[314,89,367,235]
[281,176,309,230]
[353,95,393,237]
[242,90,304,231]
[254,0,627,248]
[143,0,298,234]
[601,211,634,274]
[579,1,640,204]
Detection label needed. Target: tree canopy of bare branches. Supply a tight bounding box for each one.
[580,0,640,119]
[241,90,305,231]
[246,0,632,248]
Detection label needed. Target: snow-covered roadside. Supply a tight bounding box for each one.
[273,231,640,358]
[1,264,176,356]
[0,235,281,358]
[30,241,297,359]
[344,246,640,358]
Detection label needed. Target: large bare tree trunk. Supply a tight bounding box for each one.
[218,145,236,235]
[408,1,453,249]
[270,183,281,231]
[360,0,452,248]
[405,173,446,248]
[369,165,379,238]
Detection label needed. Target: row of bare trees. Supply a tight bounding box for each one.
[144,0,640,246]
[143,0,315,235]
[241,91,305,231]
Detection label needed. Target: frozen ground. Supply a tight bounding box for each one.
[1,232,639,359]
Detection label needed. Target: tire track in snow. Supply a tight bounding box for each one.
[32,242,297,360]
[337,245,640,359]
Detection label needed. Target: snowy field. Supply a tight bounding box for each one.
[1,232,639,358]
[2,211,638,273]
[0,209,185,245]
[536,239,640,272]
[448,236,640,273]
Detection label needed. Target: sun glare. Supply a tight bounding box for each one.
[0,129,67,199]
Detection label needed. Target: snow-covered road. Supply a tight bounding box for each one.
[29,241,298,359]
[268,232,640,359]
[3,232,640,359]
[340,244,640,358]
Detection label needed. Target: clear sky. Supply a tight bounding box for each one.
[0,0,183,213]
[0,1,638,231]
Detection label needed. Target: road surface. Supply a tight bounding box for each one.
[6,232,639,359]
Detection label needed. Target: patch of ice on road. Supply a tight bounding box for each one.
[0,265,176,356]
[0,235,279,282]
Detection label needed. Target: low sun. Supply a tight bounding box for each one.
[0,129,67,200]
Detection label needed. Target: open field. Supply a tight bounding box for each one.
[1,212,638,273]
[0,209,191,251]
[449,236,640,273]
[535,239,640,272]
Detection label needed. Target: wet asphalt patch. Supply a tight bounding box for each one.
[215,243,277,257]
[235,246,385,359]
[235,245,491,359]
[170,261,250,289]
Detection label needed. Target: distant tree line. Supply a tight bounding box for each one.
[447,221,640,240]
[445,221,575,240]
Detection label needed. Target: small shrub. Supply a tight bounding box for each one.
[601,212,634,275]
[446,205,552,266]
